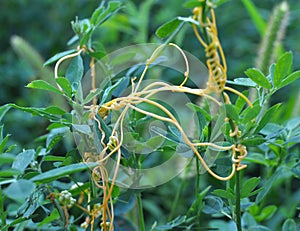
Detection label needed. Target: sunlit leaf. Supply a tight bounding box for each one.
[56,77,73,98]
[26,80,62,94]
[0,169,22,177]
[274,51,293,88]
[156,18,184,39]
[245,68,272,89]
[278,70,300,89]
[255,205,277,222]
[225,104,239,121]
[241,177,260,198]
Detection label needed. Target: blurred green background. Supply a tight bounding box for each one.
[1,1,300,229]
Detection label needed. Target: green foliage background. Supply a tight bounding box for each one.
[0,0,300,230]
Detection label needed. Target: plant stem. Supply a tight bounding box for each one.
[136,192,146,231]
[169,179,186,220]
[196,158,200,196]
[235,171,242,231]
[0,186,6,227]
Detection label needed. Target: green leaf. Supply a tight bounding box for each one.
[0,153,15,164]
[1,217,28,231]
[0,104,11,122]
[66,55,84,91]
[44,106,66,115]
[212,189,235,200]
[72,124,92,135]
[100,77,126,105]
[30,162,98,183]
[0,135,10,153]
[156,18,184,39]
[241,177,260,198]
[79,29,93,47]
[241,0,267,36]
[245,68,272,89]
[37,209,60,228]
[26,80,62,94]
[187,186,211,217]
[274,51,293,88]
[254,103,281,134]
[241,136,266,146]
[242,212,257,227]
[0,169,22,177]
[202,196,224,214]
[247,187,264,197]
[46,128,69,151]
[91,1,122,27]
[225,104,239,121]
[3,179,36,203]
[56,77,73,98]
[244,154,268,166]
[47,122,68,130]
[282,219,296,231]
[255,205,277,222]
[227,78,257,87]
[214,0,230,7]
[278,70,300,89]
[43,155,65,162]
[235,90,249,113]
[7,104,62,121]
[83,89,103,104]
[186,103,211,121]
[241,104,261,124]
[71,18,92,39]
[90,4,104,25]
[44,49,77,66]
[12,149,35,173]
[256,167,286,203]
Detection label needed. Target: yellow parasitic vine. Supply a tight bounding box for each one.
[52,3,253,230]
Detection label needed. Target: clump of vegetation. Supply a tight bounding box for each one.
[1,1,299,230]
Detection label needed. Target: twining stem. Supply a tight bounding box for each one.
[136,192,146,231]
[235,171,242,231]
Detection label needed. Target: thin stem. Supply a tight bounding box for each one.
[169,179,186,220]
[195,158,200,196]
[195,158,201,230]
[136,192,146,231]
[0,186,6,227]
[235,171,242,231]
